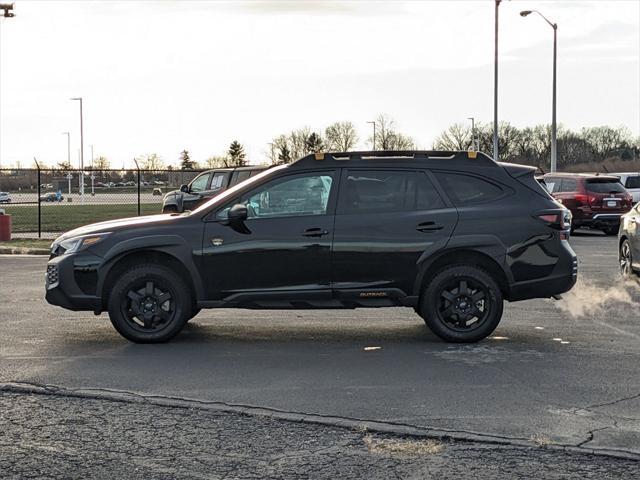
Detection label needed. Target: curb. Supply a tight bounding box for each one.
[1,381,638,462]
[0,246,49,255]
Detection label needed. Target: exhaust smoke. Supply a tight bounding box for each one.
[554,277,639,319]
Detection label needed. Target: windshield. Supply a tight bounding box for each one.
[191,165,286,214]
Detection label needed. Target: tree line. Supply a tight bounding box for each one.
[12,114,639,173]
[433,122,639,170]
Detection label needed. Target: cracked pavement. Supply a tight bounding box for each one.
[1,391,638,479]
[1,232,639,468]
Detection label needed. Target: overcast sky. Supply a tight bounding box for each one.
[0,0,638,168]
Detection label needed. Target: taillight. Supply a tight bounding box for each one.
[536,210,571,230]
[575,194,597,206]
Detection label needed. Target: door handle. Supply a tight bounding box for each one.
[303,228,329,237]
[416,221,444,232]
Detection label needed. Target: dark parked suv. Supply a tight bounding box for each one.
[162,165,269,213]
[45,151,577,344]
[544,173,633,235]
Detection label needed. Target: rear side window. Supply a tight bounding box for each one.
[586,179,625,193]
[338,170,444,214]
[211,172,228,189]
[434,172,504,206]
[625,176,640,189]
[231,170,252,186]
[561,178,578,192]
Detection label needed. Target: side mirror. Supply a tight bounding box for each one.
[226,204,250,234]
[180,184,189,193]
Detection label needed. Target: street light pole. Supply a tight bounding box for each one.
[62,132,70,167]
[467,117,477,150]
[0,3,16,170]
[367,121,376,150]
[70,97,84,197]
[520,10,558,172]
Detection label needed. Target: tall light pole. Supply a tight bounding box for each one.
[467,117,477,150]
[70,97,84,196]
[493,0,502,161]
[367,121,376,150]
[521,10,558,172]
[62,132,70,167]
[0,3,16,170]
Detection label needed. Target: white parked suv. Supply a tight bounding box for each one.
[612,173,640,203]
[0,192,12,203]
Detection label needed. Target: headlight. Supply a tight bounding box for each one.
[53,232,111,255]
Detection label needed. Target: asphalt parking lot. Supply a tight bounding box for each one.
[1,231,639,476]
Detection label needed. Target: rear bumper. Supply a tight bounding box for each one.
[574,213,622,228]
[507,241,577,301]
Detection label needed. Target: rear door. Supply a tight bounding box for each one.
[331,169,457,299]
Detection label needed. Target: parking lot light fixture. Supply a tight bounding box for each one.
[70,97,85,198]
[367,121,376,151]
[520,9,558,173]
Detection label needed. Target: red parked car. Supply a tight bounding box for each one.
[544,173,633,235]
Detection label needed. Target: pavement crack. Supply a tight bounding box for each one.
[582,392,640,411]
[576,426,610,448]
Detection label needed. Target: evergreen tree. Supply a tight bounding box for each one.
[180,149,195,170]
[278,144,291,163]
[305,132,324,153]
[228,141,247,166]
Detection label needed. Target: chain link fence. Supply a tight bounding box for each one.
[0,167,204,238]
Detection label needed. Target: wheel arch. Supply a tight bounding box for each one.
[414,248,511,302]
[98,247,203,311]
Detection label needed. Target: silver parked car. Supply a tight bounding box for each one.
[0,192,12,203]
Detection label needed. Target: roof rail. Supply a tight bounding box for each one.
[295,150,495,165]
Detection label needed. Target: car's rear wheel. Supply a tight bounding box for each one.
[603,225,619,236]
[420,265,503,343]
[107,264,190,343]
[619,239,634,277]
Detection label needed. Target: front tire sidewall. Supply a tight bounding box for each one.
[420,265,503,343]
[107,264,190,343]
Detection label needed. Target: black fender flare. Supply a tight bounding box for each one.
[97,234,205,302]
[412,234,513,296]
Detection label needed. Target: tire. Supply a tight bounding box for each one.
[603,225,619,236]
[419,265,503,343]
[107,264,191,343]
[186,307,201,323]
[163,205,178,214]
[620,239,634,277]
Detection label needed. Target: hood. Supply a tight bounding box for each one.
[55,213,181,241]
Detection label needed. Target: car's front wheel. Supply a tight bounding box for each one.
[419,265,503,343]
[107,264,191,343]
[620,239,634,277]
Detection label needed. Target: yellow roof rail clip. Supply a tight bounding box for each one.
[314,152,325,161]
[467,148,478,159]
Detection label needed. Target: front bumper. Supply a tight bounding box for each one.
[45,253,102,311]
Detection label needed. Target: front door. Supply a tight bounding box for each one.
[332,169,458,299]
[201,170,338,303]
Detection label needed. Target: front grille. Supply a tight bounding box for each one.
[46,264,59,289]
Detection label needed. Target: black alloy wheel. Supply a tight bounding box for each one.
[420,265,503,343]
[108,264,190,343]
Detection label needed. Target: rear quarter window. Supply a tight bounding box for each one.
[433,172,505,206]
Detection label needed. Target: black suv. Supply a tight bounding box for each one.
[162,165,269,213]
[45,151,577,343]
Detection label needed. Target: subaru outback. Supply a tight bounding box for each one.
[45,151,577,344]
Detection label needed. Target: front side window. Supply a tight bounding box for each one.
[218,173,334,220]
[434,172,504,206]
[338,170,444,214]
[190,173,211,193]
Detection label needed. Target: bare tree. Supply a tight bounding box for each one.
[136,153,164,170]
[204,156,231,168]
[433,123,471,150]
[325,121,359,152]
[372,114,415,150]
